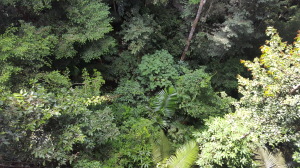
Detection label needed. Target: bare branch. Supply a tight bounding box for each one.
[180,0,207,61]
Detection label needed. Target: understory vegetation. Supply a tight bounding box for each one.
[0,0,300,167]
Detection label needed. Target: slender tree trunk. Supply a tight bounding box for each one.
[180,0,207,61]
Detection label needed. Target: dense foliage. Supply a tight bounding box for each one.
[195,27,300,167]
[0,0,300,167]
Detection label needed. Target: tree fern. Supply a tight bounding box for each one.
[165,140,198,168]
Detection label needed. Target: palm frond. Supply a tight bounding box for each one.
[166,140,199,168]
[152,130,171,164]
[255,146,287,168]
[152,87,178,118]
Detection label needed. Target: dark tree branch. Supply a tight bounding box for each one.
[180,0,207,61]
[290,84,300,95]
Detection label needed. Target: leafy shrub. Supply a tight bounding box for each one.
[0,23,57,90]
[105,118,159,168]
[138,50,179,91]
[120,13,158,55]
[78,69,105,97]
[176,68,233,119]
[109,51,139,80]
[0,71,118,166]
[238,27,300,145]
[73,159,102,168]
[80,36,117,63]
[0,23,57,62]
[114,80,147,105]
[55,0,112,59]
[35,71,71,92]
[194,27,300,167]
[194,111,257,168]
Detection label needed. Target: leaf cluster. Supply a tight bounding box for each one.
[0,71,118,166]
[176,68,233,119]
[138,50,179,91]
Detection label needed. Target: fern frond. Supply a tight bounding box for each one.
[166,140,198,168]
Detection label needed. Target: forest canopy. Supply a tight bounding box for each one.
[0,0,300,167]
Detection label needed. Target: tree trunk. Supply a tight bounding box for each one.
[180,0,207,61]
